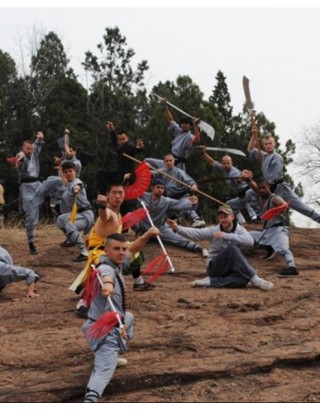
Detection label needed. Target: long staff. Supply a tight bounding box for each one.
[122,153,226,207]
[138,200,175,273]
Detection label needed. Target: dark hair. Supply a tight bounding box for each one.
[179,116,193,126]
[106,233,127,244]
[106,182,125,193]
[68,144,77,151]
[152,177,165,186]
[256,177,270,186]
[118,131,130,138]
[61,161,76,171]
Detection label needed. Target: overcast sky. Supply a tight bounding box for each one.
[1,3,320,227]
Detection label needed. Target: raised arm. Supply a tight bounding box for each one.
[162,98,174,124]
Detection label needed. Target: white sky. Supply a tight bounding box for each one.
[1,1,320,227]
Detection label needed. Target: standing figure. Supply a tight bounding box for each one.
[145,97,200,171]
[247,127,320,223]
[15,131,64,254]
[249,178,299,278]
[83,229,159,403]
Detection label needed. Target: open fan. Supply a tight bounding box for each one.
[124,162,151,200]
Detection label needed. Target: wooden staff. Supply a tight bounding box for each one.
[122,153,226,206]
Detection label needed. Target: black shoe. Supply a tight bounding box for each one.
[278,266,299,278]
[74,253,88,263]
[29,243,38,255]
[60,239,75,248]
[75,306,89,318]
[133,282,156,291]
[261,246,276,261]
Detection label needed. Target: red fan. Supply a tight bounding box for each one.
[85,311,122,339]
[6,157,18,164]
[261,202,289,221]
[124,162,151,200]
[121,208,148,230]
[143,254,171,284]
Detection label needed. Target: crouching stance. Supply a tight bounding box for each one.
[168,205,273,290]
[0,245,39,298]
[83,229,159,403]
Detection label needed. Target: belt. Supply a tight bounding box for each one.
[20,177,39,183]
[78,207,92,213]
[88,245,105,251]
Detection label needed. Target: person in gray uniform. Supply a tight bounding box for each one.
[145,97,200,171]
[249,178,299,278]
[247,126,320,223]
[150,153,206,227]
[167,205,273,290]
[15,131,65,255]
[135,177,209,257]
[56,161,94,262]
[198,146,258,224]
[82,229,159,403]
[0,245,39,298]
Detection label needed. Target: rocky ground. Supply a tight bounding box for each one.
[0,223,320,403]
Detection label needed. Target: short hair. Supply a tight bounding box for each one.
[179,116,193,126]
[68,144,77,151]
[118,131,129,138]
[23,139,34,146]
[61,161,76,171]
[152,177,165,187]
[256,177,270,186]
[262,133,274,141]
[105,233,127,245]
[106,182,125,194]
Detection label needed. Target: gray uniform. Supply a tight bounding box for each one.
[176,222,257,287]
[0,246,39,290]
[82,255,133,403]
[135,192,203,253]
[209,162,257,221]
[248,147,320,222]
[250,194,296,268]
[155,166,202,222]
[17,139,64,243]
[145,121,198,171]
[56,178,94,255]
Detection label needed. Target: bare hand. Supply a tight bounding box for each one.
[213,231,225,239]
[36,131,44,140]
[101,283,114,298]
[189,195,198,205]
[136,139,144,149]
[97,194,108,207]
[73,185,81,194]
[167,218,178,231]
[64,128,70,135]
[147,226,160,237]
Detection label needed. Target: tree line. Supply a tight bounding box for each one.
[0,26,300,223]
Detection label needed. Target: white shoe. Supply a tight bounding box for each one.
[253,278,274,291]
[202,248,209,258]
[192,219,206,228]
[117,357,128,367]
[192,276,211,287]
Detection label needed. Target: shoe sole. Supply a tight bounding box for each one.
[277,274,299,278]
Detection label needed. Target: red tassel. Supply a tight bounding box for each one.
[143,254,170,283]
[261,202,288,221]
[121,208,148,230]
[83,268,101,307]
[6,157,18,164]
[85,311,122,339]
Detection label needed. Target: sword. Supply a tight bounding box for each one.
[153,93,215,142]
[204,146,246,157]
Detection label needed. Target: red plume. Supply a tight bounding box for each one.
[6,157,18,164]
[120,208,148,230]
[85,311,122,339]
[261,202,289,221]
[82,267,101,307]
[124,162,151,200]
[143,254,171,284]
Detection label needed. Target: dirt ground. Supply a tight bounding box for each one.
[0,222,320,403]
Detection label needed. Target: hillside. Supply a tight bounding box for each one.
[0,223,320,403]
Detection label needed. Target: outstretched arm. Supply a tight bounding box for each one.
[198,145,215,166]
[127,227,160,254]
